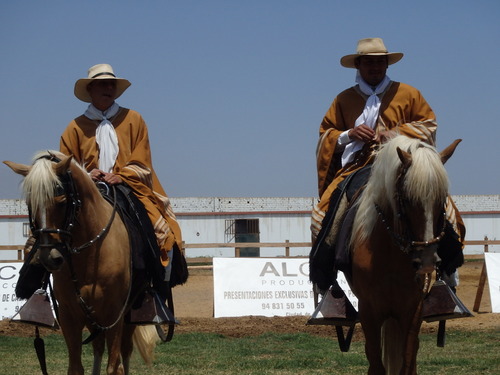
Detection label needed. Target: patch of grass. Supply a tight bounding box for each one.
[0,330,498,374]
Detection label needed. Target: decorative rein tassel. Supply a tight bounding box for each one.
[34,326,49,375]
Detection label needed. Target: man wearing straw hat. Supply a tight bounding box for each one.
[61,63,183,286]
[310,38,465,292]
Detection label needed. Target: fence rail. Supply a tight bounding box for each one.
[182,240,310,257]
[183,239,500,258]
[0,245,24,262]
[1,239,498,263]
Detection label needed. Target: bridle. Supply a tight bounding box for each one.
[374,160,446,255]
[29,154,81,256]
[374,156,448,312]
[29,153,128,341]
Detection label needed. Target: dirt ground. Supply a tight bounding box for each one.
[1,260,498,339]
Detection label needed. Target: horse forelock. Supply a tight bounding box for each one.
[352,136,448,245]
[404,143,449,207]
[23,151,65,216]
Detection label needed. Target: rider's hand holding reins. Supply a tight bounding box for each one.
[90,168,123,185]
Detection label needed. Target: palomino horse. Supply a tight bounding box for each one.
[349,135,461,375]
[5,151,158,375]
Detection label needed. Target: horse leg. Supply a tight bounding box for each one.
[58,313,85,375]
[401,333,420,375]
[105,324,125,375]
[381,318,404,375]
[359,310,386,375]
[121,324,136,375]
[399,302,424,375]
[91,334,105,375]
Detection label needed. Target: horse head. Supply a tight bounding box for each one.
[4,151,78,272]
[394,138,462,274]
[352,136,461,276]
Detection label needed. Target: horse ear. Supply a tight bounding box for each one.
[54,155,74,174]
[397,147,412,169]
[440,139,462,165]
[3,161,31,176]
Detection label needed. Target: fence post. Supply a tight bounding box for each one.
[285,240,290,257]
[473,236,489,312]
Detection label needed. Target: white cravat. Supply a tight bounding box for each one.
[84,103,120,173]
[341,72,391,167]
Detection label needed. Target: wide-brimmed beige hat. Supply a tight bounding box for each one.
[340,38,404,68]
[74,63,131,102]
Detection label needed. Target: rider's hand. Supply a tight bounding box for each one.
[348,124,375,143]
[90,168,105,181]
[89,168,123,185]
[101,172,122,185]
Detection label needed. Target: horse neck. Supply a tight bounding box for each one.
[70,168,113,242]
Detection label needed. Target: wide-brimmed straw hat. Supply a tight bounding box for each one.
[340,38,404,68]
[74,63,131,102]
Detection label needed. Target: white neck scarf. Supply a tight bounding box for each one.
[84,103,120,173]
[341,72,391,167]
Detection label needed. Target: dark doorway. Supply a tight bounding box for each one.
[234,219,260,257]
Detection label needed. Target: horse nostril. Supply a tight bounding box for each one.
[412,259,422,270]
[49,248,64,266]
[53,256,64,266]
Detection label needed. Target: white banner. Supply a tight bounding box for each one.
[0,263,25,319]
[485,253,500,313]
[213,258,315,318]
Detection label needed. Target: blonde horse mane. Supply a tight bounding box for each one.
[352,135,449,246]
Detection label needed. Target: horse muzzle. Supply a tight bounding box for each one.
[38,246,65,271]
[411,245,441,275]
[34,228,72,271]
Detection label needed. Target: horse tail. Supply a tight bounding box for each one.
[133,325,160,365]
[381,318,403,375]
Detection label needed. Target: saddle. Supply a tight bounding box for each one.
[100,184,188,290]
[309,166,372,292]
[102,184,165,290]
[101,184,185,337]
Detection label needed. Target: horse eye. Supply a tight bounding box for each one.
[54,195,67,205]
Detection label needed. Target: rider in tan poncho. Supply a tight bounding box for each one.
[311,38,465,290]
[60,64,182,273]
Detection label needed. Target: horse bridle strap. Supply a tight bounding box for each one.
[374,203,445,253]
[381,159,446,252]
[29,175,81,260]
[71,184,118,254]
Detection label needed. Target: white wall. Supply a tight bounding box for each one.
[462,213,499,254]
[1,197,498,261]
[177,213,311,258]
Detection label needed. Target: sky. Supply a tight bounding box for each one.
[0,1,499,199]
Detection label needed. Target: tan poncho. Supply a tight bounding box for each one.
[312,81,464,242]
[60,107,181,266]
